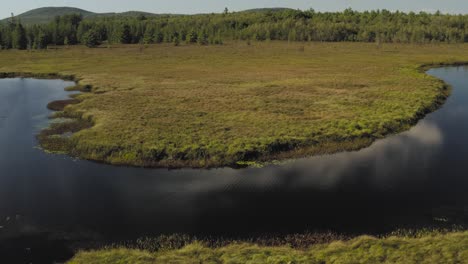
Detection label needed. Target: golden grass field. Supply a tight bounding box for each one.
[1,42,468,167]
[69,231,468,264]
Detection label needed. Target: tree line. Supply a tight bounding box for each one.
[2,8,468,49]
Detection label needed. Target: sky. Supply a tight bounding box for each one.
[2,0,468,19]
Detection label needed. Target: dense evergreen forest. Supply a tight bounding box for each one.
[2,8,468,49]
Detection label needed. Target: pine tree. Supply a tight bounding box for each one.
[173,32,180,46]
[197,31,208,45]
[189,30,198,43]
[83,30,101,48]
[12,22,27,50]
[121,24,132,44]
[34,30,47,49]
[143,27,155,44]
[288,29,297,43]
[155,32,164,43]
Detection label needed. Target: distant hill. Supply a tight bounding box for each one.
[86,11,164,20]
[1,7,161,25]
[1,6,294,25]
[3,7,95,24]
[240,8,295,13]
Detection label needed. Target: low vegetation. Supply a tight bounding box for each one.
[1,42,468,167]
[68,231,468,263]
[47,98,80,111]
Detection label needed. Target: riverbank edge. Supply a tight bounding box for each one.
[0,72,94,155]
[0,62,466,168]
[68,230,468,264]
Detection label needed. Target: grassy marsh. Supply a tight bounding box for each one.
[1,42,468,167]
[68,231,468,264]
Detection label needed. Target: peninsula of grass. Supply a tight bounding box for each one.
[1,42,468,167]
[69,231,468,264]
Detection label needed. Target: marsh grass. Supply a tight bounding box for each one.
[118,232,348,253]
[47,99,80,111]
[65,84,93,92]
[37,119,93,153]
[68,231,468,264]
[1,42,468,167]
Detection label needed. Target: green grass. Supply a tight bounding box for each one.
[68,231,468,264]
[1,42,468,167]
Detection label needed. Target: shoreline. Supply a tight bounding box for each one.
[3,225,465,263]
[0,62,465,169]
[68,230,468,263]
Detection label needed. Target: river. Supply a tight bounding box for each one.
[1,67,468,262]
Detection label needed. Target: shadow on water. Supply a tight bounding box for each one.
[1,67,468,262]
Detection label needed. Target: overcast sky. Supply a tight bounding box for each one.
[3,0,468,19]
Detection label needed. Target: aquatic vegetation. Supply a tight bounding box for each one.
[1,42,468,167]
[47,99,80,111]
[37,119,93,153]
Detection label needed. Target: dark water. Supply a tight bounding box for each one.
[1,67,468,262]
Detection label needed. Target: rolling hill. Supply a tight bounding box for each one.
[3,7,95,24]
[241,8,295,13]
[1,7,161,25]
[1,6,296,25]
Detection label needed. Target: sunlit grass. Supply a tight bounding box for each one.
[1,42,467,167]
[68,231,468,264]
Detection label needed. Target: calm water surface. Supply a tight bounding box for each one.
[1,67,468,262]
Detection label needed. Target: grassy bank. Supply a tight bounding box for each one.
[1,42,468,167]
[69,231,468,263]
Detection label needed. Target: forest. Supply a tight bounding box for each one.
[2,8,468,49]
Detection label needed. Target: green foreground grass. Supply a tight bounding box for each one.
[1,42,468,167]
[69,231,468,264]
